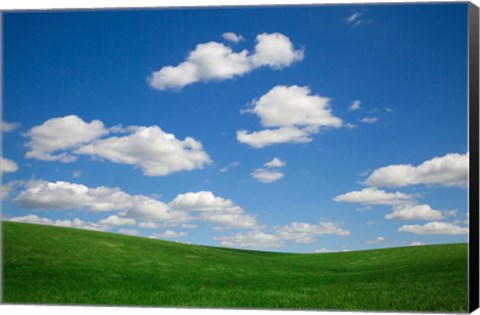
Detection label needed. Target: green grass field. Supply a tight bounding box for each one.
[2,221,468,312]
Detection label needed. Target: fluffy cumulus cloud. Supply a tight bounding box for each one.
[333,187,412,206]
[76,126,212,176]
[25,115,212,176]
[14,180,190,224]
[169,191,260,229]
[6,215,110,232]
[385,204,445,221]
[1,120,20,133]
[25,115,108,163]
[251,168,284,183]
[148,33,303,90]
[398,221,468,235]
[222,32,244,43]
[1,157,18,174]
[238,85,343,148]
[364,153,468,188]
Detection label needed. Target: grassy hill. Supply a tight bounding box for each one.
[2,221,468,312]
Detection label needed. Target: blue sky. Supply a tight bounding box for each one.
[1,3,470,252]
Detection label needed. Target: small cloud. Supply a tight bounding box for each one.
[360,117,379,124]
[251,168,284,183]
[154,230,187,239]
[345,11,362,24]
[349,100,361,111]
[264,157,286,168]
[384,107,394,113]
[345,123,358,129]
[314,248,331,253]
[72,170,82,178]
[222,32,245,44]
[409,241,424,246]
[1,121,21,133]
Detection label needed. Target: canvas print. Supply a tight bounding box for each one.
[1,2,477,313]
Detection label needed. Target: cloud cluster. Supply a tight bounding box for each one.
[215,221,350,249]
[24,115,211,176]
[14,180,190,224]
[251,157,287,183]
[335,152,469,236]
[148,33,303,90]
[238,85,343,148]
[364,153,468,188]
[13,181,260,231]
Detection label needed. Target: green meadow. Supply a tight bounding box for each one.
[2,221,468,312]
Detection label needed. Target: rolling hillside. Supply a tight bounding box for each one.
[2,221,468,311]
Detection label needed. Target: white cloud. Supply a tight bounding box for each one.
[118,228,138,236]
[365,236,385,244]
[250,168,284,183]
[216,220,350,249]
[314,248,331,253]
[181,224,197,229]
[1,121,20,132]
[409,241,424,246]
[333,187,412,206]
[6,214,110,232]
[222,32,244,43]
[385,204,445,221]
[250,33,304,69]
[14,180,191,224]
[398,221,468,235]
[72,170,82,178]
[148,33,303,90]
[25,115,108,163]
[264,157,286,168]
[237,126,312,148]
[349,100,361,111]
[360,117,378,124]
[76,126,212,176]
[169,191,260,229]
[238,85,343,148]
[1,157,18,174]
[99,215,136,226]
[274,221,350,244]
[219,161,240,173]
[365,153,469,188]
[214,231,284,249]
[154,230,187,238]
